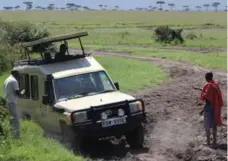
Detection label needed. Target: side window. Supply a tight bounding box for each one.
[99,72,113,90]
[31,75,39,100]
[18,74,30,99]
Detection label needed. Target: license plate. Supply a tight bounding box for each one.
[102,117,126,128]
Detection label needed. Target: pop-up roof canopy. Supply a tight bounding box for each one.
[14,32,89,67]
[21,32,88,48]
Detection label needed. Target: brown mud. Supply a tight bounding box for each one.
[49,49,227,161]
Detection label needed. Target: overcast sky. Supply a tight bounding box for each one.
[0,0,227,10]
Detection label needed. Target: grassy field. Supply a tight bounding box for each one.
[87,46,227,70]
[0,121,84,161]
[0,11,227,48]
[0,11,226,26]
[0,11,226,70]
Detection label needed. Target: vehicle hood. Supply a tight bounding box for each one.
[54,91,135,112]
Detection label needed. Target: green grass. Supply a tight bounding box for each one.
[0,11,227,48]
[130,48,227,70]
[0,11,226,26]
[81,46,227,70]
[64,27,227,48]
[0,121,84,161]
[96,56,166,91]
[0,72,10,96]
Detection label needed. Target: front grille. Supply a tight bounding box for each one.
[87,102,130,122]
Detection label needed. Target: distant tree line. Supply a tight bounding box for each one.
[2,1,226,12]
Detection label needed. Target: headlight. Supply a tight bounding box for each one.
[129,101,143,113]
[72,111,88,123]
[101,112,108,120]
[118,108,125,116]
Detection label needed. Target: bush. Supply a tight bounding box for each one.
[0,43,21,73]
[0,97,10,148]
[0,21,55,53]
[0,20,54,73]
[154,26,184,44]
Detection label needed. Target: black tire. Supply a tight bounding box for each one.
[126,124,144,149]
[71,134,83,153]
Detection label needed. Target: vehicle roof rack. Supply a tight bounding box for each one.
[13,54,87,67]
[20,32,88,48]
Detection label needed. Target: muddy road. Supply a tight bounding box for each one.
[50,49,227,161]
[81,50,227,161]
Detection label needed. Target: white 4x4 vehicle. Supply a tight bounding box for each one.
[15,32,146,151]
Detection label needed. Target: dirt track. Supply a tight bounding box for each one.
[80,50,227,161]
[48,49,227,161]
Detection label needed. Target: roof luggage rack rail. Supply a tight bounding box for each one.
[13,54,88,67]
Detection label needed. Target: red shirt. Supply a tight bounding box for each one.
[200,80,223,126]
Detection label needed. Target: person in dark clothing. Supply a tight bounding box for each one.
[55,44,67,61]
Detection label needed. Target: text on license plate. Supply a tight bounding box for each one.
[102,117,126,128]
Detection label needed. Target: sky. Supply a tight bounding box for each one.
[0,0,227,10]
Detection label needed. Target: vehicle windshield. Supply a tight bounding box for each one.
[54,71,116,101]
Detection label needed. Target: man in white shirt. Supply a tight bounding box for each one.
[4,70,25,138]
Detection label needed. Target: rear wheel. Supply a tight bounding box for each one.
[126,124,144,148]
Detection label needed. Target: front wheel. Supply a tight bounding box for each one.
[126,124,144,149]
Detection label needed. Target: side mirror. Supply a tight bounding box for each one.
[42,95,49,105]
[114,82,119,90]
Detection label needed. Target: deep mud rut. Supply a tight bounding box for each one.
[49,49,227,161]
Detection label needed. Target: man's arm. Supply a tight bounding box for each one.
[193,86,205,115]
[13,81,25,96]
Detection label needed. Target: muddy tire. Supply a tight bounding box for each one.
[81,136,97,151]
[126,124,144,149]
[71,134,83,153]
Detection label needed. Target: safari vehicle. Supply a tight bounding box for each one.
[15,32,146,150]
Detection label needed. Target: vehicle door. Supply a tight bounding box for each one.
[17,73,41,121]
[38,76,62,134]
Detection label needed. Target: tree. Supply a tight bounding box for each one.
[203,4,210,11]
[35,6,41,10]
[115,5,119,10]
[168,3,175,11]
[47,4,55,10]
[196,6,202,11]
[82,6,90,10]
[156,1,165,11]
[66,3,75,10]
[75,5,81,10]
[14,6,20,10]
[3,6,13,10]
[212,2,220,11]
[99,4,103,10]
[183,5,190,11]
[23,1,33,10]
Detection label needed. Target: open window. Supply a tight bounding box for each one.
[31,75,39,100]
[18,74,30,99]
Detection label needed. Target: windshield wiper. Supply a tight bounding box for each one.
[66,92,90,100]
[100,89,116,93]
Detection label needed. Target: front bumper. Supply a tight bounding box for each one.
[71,112,146,138]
